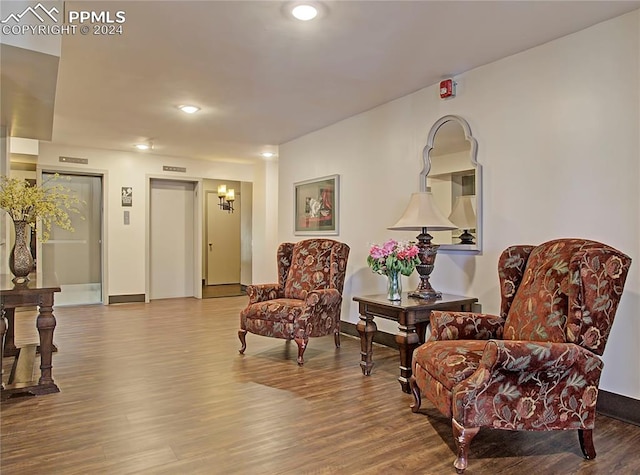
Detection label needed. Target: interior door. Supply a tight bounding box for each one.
[41,172,103,305]
[206,191,240,285]
[150,179,195,299]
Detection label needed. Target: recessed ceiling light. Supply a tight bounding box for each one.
[261,152,275,158]
[134,143,151,150]
[292,4,318,21]
[178,105,200,114]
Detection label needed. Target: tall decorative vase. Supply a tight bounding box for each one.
[9,220,34,283]
[386,269,402,301]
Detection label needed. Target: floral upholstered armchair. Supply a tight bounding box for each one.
[410,238,631,473]
[239,239,350,365]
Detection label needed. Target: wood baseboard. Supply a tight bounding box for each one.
[597,389,640,426]
[108,294,145,304]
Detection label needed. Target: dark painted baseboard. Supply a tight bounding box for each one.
[597,390,640,426]
[342,321,640,426]
[108,294,145,304]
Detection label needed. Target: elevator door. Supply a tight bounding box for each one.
[41,173,103,305]
[150,179,195,299]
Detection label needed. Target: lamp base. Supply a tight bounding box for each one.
[411,229,444,300]
[409,289,442,300]
[458,230,475,245]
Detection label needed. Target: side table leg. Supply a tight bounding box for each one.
[0,305,6,390]
[396,321,420,393]
[36,296,58,392]
[3,308,18,357]
[356,312,376,376]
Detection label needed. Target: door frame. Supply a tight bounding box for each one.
[36,166,109,304]
[145,175,203,302]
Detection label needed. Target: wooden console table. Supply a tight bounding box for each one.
[1,275,61,399]
[353,293,477,393]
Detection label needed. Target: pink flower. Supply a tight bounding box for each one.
[369,245,387,259]
[367,239,421,276]
[382,239,397,254]
[406,246,419,258]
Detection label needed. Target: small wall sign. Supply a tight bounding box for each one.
[122,187,133,207]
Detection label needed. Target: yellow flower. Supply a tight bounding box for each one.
[0,175,82,242]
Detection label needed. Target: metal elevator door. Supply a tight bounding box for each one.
[41,173,103,305]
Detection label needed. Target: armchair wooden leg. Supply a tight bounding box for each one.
[294,336,308,365]
[238,329,247,354]
[409,376,422,413]
[579,429,596,459]
[452,418,479,474]
[334,331,341,348]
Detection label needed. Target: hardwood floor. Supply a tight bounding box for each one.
[2,297,639,474]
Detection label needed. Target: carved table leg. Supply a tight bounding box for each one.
[3,308,18,357]
[356,311,376,376]
[396,320,420,393]
[35,296,59,393]
[0,304,5,390]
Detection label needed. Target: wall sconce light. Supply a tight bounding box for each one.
[217,185,235,213]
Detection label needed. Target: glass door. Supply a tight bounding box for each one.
[41,173,103,305]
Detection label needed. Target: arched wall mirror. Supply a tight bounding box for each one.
[420,115,482,252]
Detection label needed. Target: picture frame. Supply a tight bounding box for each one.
[294,174,339,235]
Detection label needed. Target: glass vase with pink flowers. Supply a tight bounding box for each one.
[367,239,420,300]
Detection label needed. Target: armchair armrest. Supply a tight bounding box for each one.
[480,340,603,374]
[428,311,505,341]
[246,284,285,304]
[304,288,342,308]
[286,289,343,339]
[452,340,604,430]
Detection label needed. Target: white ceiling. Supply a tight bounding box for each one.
[8,1,640,163]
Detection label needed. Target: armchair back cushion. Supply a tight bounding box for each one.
[284,239,349,300]
[503,239,630,354]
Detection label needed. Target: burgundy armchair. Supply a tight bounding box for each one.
[239,239,350,365]
[410,238,631,473]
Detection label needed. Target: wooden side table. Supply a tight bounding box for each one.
[353,293,477,393]
[1,275,61,399]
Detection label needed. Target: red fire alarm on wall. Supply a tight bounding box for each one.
[440,78,456,99]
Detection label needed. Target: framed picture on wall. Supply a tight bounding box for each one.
[294,174,339,235]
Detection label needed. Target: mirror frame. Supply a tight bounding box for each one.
[420,115,482,253]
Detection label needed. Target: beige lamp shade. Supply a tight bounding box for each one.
[448,195,476,230]
[388,192,457,231]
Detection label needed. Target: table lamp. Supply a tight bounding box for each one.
[388,191,457,299]
[448,195,476,244]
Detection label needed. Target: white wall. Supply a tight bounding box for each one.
[37,143,267,298]
[252,157,280,284]
[279,12,640,399]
